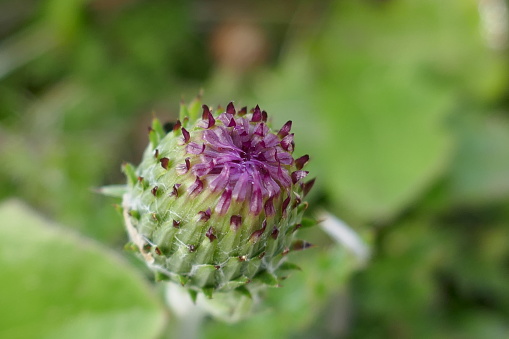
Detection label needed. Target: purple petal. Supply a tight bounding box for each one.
[215,189,232,215]
[232,172,250,201]
[254,123,268,137]
[188,176,203,196]
[186,142,205,154]
[192,161,215,177]
[250,187,263,215]
[209,165,230,191]
[274,149,294,165]
[261,173,280,197]
[217,113,232,126]
[277,166,292,187]
[261,134,279,148]
[203,128,235,150]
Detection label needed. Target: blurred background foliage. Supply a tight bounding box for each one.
[1,0,509,338]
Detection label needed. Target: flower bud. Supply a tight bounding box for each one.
[121,97,314,297]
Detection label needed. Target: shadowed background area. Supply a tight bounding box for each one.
[1,0,509,338]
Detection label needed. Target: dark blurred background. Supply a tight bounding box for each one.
[1,0,509,338]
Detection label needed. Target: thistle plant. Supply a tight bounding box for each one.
[117,97,314,320]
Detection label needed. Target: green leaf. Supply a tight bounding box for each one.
[0,200,166,339]
[256,0,504,222]
[450,115,509,203]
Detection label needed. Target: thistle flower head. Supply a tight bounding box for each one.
[120,97,314,300]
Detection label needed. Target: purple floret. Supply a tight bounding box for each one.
[184,103,307,216]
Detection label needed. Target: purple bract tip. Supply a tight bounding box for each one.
[206,227,217,242]
[188,176,203,196]
[181,128,190,143]
[173,120,182,132]
[278,121,292,138]
[160,157,170,169]
[226,102,236,115]
[198,208,211,222]
[198,105,215,129]
[230,215,242,230]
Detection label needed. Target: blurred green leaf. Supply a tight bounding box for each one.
[40,0,87,42]
[450,115,509,203]
[0,200,166,339]
[256,0,505,222]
